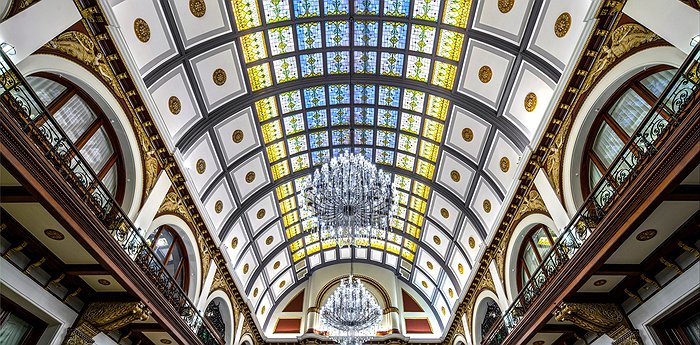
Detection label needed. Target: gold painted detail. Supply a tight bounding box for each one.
[196,159,206,174]
[256,208,266,219]
[279,280,286,288]
[189,0,206,17]
[168,96,181,115]
[158,191,193,224]
[450,170,461,182]
[421,281,428,288]
[65,301,150,345]
[524,92,537,112]
[213,68,227,86]
[483,199,491,213]
[500,157,510,173]
[231,237,239,249]
[243,263,249,274]
[554,12,572,38]
[133,122,161,198]
[478,65,493,83]
[593,279,607,286]
[426,261,434,270]
[635,229,657,241]
[553,303,643,344]
[232,129,244,143]
[498,0,514,13]
[245,171,256,183]
[214,200,224,214]
[440,208,450,218]
[468,236,475,249]
[457,263,464,274]
[44,229,65,240]
[433,235,442,245]
[265,235,274,245]
[253,287,259,297]
[462,128,474,142]
[133,18,151,43]
[448,288,454,298]
[273,261,281,269]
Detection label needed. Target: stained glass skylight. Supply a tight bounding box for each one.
[230,0,472,278]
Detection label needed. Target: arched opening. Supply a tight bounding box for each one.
[204,300,226,342]
[147,225,190,290]
[25,73,125,202]
[480,300,502,342]
[516,224,557,291]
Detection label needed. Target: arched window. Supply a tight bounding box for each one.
[25,73,124,200]
[582,67,676,197]
[204,301,226,341]
[148,226,189,289]
[480,301,502,338]
[517,225,557,290]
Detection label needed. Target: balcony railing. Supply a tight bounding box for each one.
[482,44,700,345]
[0,51,223,345]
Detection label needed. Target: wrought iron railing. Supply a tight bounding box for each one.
[0,51,223,345]
[481,44,700,345]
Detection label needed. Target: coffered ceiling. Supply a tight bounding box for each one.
[100,0,596,338]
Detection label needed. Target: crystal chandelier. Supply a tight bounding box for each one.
[300,153,397,247]
[319,275,383,345]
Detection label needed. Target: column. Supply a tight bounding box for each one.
[534,169,571,231]
[133,170,171,232]
[624,0,700,54]
[196,260,218,311]
[305,307,320,333]
[488,261,510,308]
[0,0,81,63]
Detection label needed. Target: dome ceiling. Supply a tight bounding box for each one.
[103,0,594,338]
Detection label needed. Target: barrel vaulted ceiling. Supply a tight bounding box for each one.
[102,0,594,337]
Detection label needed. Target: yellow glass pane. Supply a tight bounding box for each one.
[401,250,414,261]
[409,196,426,213]
[419,141,439,162]
[286,224,301,239]
[442,0,472,28]
[276,182,294,200]
[240,32,267,63]
[231,0,261,31]
[255,96,278,121]
[406,224,420,238]
[404,239,417,252]
[293,250,306,261]
[271,160,290,180]
[307,242,321,254]
[431,61,457,89]
[422,119,445,143]
[370,239,385,249]
[322,239,337,249]
[290,239,304,252]
[390,218,404,231]
[266,141,287,162]
[426,95,449,121]
[386,242,401,254]
[413,181,430,199]
[387,232,402,244]
[407,210,424,227]
[279,197,296,214]
[247,63,272,91]
[305,232,319,243]
[395,190,409,205]
[416,160,435,180]
[260,120,283,143]
[355,237,369,247]
[437,29,464,61]
[282,211,299,227]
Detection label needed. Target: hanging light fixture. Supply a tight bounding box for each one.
[319,275,383,345]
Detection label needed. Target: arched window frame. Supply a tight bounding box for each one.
[516,224,557,291]
[581,66,676,198]
[27,72,126,202]
[149,225,190,290]
[480,300,502,339]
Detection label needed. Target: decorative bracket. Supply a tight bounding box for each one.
[553,302,644,345]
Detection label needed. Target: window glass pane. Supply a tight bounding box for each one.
[102,165,117,195]
[589,160,603,188]
[522,244,539,274]
[26,76,66,106]
[0,314,33,345]
[80,128,114,173]
[640,69,676,97]
[152,229,174,261]
[609,89,650,137]
[166,244,184,279]
[52,95,97,142]
[531,227,553,258]
[592,124,625,168]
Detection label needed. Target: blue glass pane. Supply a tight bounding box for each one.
[355,128,374,146]
[297,23,322,50]
[330,108,350,125]
[332,129,351,145]
[326,51,350,74]
[380,52,404,77]
[306,109,328,129]
[299,53,324,77]
[381,22,407,49]
[354,147,373,161]
[354,21,379,47]
[354,51,377,74]
[294,0,320,17]
[325,0,349,15]
[355,0,379,14]
[284,113,306,135]
[376,130,396,148]
[325,21,350,47]
[311,149,330,165]
[377,109,399,128]
[378,86,401,107]
[288,134,308,155]
[383,0,410,17]
[328,84,350,105]
[354,84,376,104]
[354,107,375,125]
[304,86,326,108]
[375,149,395,165]
[309,131,329,148]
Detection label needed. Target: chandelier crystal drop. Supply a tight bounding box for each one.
[319,275,383,345]
[300,153,397,247]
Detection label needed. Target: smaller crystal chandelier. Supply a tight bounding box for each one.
[319,275,383,345]
[300,153,397,247]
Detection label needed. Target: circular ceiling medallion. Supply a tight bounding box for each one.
[273,261,281,269]
[458,263,464,274]
[231,237,239,249]
[213,68,227,86]
[448,288,454,298]
[433,235,441,246]
[636,229,657,241]
[442,306,447,315]
[426,261,434,270]
[498,0,514,13]
[133,18,151,43]
[242,263,249,274]
[168,96,181,115]
[279,280,286,288]
[461,127,474,142]
[189,0,206,17]
[524,92,537,112]
[214,200,223,214]
[421,281,428,288]
[483,199,492,213]
[593,279,607,286]
[468,236,476,249]
[245,171,256,183]
[196,159,206,174]
[97,279,111,286]
[478,65,493,83]
[450,170,461,182]
[533,341,545,345]
[500,157,510,173]
[232,129,244,143]
[555,12,572,38]
[440,208,449,218]
[160,340,172,344]
[256,208,266,219]
[253,287,259,297]
[261,306,266,314]
[44,229,65,240]
[266,235,274,245]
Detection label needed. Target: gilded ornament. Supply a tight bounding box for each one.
[213,68,227,86]
[279,280,286,288]
[160,339,172,344]
[498,0,514,13]
[458,263,464,274]
[232,129,244,143]
[461,128,474,142]
[533,342,544,345]
[636,229,657,241]
[97,279,111,286]
[450,170,461,182]
[214,200,223,214]
[478,65,493,83]
[265,235,274,245]
[433,235,442,245]
[273,261,281,269]
[426,261,434,270]
[593,279,607,286]
[440,208,450,218]
[231,237,239,249]
[554,12,572,38]
[133,18,151,43]
[442,306,447,315]
[500,157,510,173]
[189,0,207,17]
[253,287,259,297]
[243,263,249,274]
[245,171,256,183]
[168,96,181,115]
[468,236,475,249]
[448,288,454,298]
[256,208,266,219]
[196,159,206,174]
[524,92,537,112]
[483,199,492,213]
[421,281,428,288]
[44,229,65,240]
[261,306,266,314]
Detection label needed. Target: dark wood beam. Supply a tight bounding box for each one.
[0,186,36,202]
[539,324,579,334]
[596,264,643,276]
[565,292,616,304]
[64,264,109,276]
[665,184,700,201]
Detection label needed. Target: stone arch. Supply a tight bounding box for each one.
[205,289,236,344]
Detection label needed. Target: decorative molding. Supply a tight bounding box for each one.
[62,302,150,345]
[553,303,643,344]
